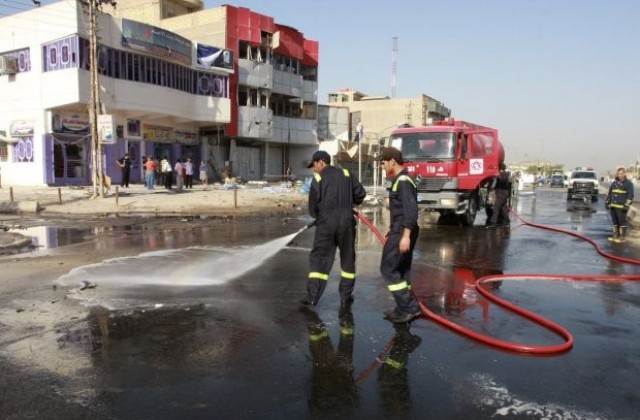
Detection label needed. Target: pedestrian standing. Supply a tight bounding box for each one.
[486,163,511,228]
[199,160,208,186]
[161,156,172,189]
[116,152,132,188]
[184,158,194,189]
[300,150,366,308]
[606,167,634,243]
[377,147,422,324]
[174,159,185,192]
[144,155,156,190]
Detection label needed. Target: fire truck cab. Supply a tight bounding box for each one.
[386,119,505,226]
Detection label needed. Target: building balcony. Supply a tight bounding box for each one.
[238,59,273,89]
[238,106,272,138]
[271,116,316,145]
[272,68,303,97]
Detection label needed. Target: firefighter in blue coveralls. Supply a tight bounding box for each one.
[300,150,367,307]
[606,167,634,243]
[486,163,510,228]
[378,147,422,324]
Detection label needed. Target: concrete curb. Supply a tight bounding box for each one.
[0,232,33,255]
[0,201,42,214]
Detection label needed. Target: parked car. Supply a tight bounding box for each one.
[550,174,565,188]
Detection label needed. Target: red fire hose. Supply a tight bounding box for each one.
[354,209,640,355]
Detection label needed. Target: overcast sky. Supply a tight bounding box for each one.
[224,0,640,174]
[3,0,638,174]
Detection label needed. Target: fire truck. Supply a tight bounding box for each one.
[386,119,505,226]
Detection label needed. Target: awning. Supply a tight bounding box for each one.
[0,134,19,143]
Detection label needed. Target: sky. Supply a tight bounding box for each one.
[222,0,640,174]
[2,0,639,174]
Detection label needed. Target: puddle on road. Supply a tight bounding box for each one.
[10,224,143,250]
[54,228,306,310]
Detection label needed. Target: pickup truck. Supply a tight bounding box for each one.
[567,169,599,202]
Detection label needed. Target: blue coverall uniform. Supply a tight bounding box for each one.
[606,177,634,242]
[381,169,421,314]
[306,165,366,305]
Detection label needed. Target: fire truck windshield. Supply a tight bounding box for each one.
[389,132,455,160]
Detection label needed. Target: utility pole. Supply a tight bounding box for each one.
[87,0,110,197]
[87,0,104,198]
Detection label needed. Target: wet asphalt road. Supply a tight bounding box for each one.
[1,189,640,420]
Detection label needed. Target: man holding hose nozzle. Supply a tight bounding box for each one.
[300,150,367,307]
[378,147,422,324]
[606,167,634,243]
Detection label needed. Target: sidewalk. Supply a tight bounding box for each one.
[0,183,309,217]
[0,182,310,255]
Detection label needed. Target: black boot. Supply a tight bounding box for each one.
[608,226,619,242]
[614,226,627,244]
[339,277,355,307]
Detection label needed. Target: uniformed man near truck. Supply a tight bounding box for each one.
[377,147,422,324]
[606,167,634,243]
[300,150,367,307]
[486,163,511,228]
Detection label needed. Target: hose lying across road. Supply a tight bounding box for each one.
[354,210,640,356]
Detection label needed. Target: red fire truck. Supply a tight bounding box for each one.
[386,118,505,226]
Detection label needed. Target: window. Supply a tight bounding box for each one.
[126,119,141,137]
[0,142,8,162]
[61,44,70,63]
[49,47,57,66]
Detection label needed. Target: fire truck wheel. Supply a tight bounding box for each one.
[458,196,477,227]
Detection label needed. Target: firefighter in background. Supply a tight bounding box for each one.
[302,307,359,416]
[606,167,634,243]
[301,150,366,307]
[486,163,511,228]
[377,323,422,417]
[378,147,422,324]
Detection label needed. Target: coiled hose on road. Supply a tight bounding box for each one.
[354,209,640,355]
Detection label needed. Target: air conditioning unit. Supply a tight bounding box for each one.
[0,55,18,75]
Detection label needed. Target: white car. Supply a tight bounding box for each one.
[567,169,599,202]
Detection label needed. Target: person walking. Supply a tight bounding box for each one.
[144,155,156,190]
[116,152,132,188]
[486,163,510,228]
[184,158,194,189]
[606,167,634,243]
[377,147,422,324]
[300,150,366,308]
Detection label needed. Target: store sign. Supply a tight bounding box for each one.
[98,114,115,144]
[196,43,234,70]
[143,124,173,142]
[122,19,192,66]
[174,130,198,144]
[10,120,34,137]
[53,112,90,134]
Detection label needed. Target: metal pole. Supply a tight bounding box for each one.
[88,0,99,197]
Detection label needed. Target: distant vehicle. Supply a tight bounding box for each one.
[567,168,599,202]
[550,174,565,188]
[563,175,569,187]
